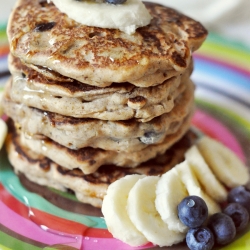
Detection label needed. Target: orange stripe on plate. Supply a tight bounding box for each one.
[0,46,9,56]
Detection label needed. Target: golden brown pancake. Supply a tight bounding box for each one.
[7,0,207,87]
[8,55,193,121]
[17,113,192,174]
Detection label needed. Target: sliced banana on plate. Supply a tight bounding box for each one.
[197,136,249,188]
[176,161,221,216]
[102,174,148,246]
[156,160,221,234]
[102,135,250,247]
[127,176,185,247]
[155,168,188,233]
[185,145,228,203]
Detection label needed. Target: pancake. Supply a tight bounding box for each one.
[6,124,198,208]
[16,112,192,174]
[7,0,207,87]
[8,55,193,121]
[3,79,194,152]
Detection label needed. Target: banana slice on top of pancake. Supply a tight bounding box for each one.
[49,0,152,34]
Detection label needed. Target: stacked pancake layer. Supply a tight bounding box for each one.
[3,0,207,207]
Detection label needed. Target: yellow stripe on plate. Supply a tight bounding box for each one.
[0,244,12,250]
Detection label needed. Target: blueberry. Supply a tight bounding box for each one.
[105,0,127,4]
[34,22,56,32]
[208,213,236,245]
[178,196,208,228]
[223,203,249,232]
[228,186,250,214]
[186,227,214,250]
[139,131,163,144]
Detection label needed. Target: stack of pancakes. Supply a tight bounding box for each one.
[2,0,207,207]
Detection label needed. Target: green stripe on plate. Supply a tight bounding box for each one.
[0,231,42,250]
[0,23,8,45]
[0,27,7,37]
[198,33,250,69]
[207,33,250,52]
[0,23,7,31]
[48,187,79,202]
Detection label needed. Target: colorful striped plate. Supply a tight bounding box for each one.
[0,23,250,250]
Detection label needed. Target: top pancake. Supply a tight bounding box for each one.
[8,0,207,87]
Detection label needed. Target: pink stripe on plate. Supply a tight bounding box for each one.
[0,197,154,250]
[81,236,154,250]
[0,200,82,248]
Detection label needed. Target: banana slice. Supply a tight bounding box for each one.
[0,119,7,150]
[50,0,152,34]
[101,174,148,246]
[197,136,249,188]
[155,168,188,233]
[176,161,221,216]
[185,145,228,203]
[127,176,185,247]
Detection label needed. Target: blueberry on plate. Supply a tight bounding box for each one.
[228,186,250,214]
[186,227,214,250]
[223,203,249,232]
[208,213,236,245]
[178,196,208,228]
[105,0,127,4]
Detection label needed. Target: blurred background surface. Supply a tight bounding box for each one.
[1,0,250,47]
